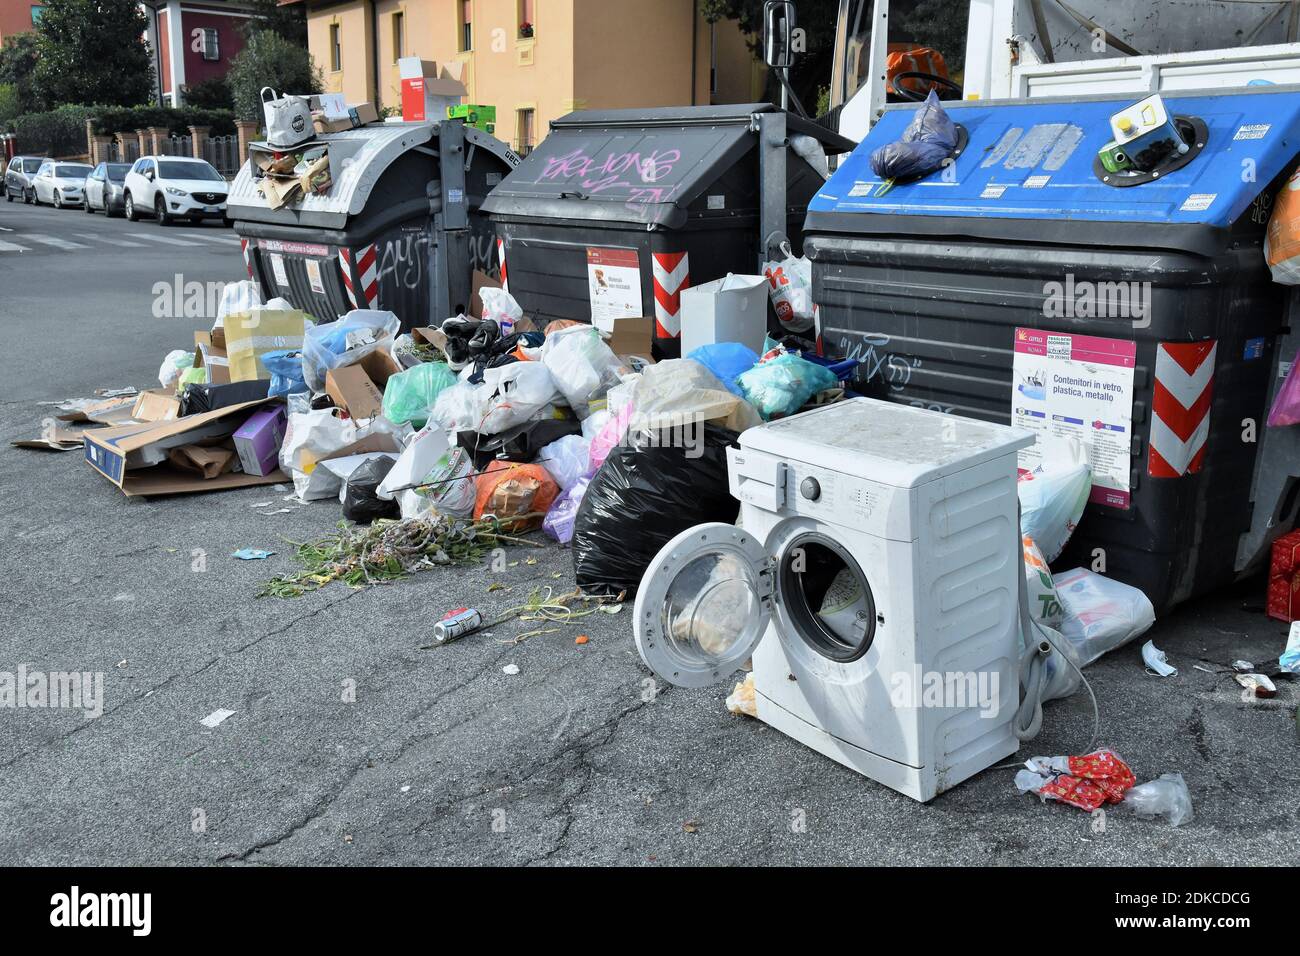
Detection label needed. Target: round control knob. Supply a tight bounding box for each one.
[800,477,821,501]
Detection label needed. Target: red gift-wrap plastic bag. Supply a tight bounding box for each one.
[1014,749,1136,812]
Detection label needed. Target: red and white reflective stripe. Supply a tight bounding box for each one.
[497,237,508,292]
[338,248,359,308]
[338,243,379,310]
[239,238,253,279]
[651,251,690,339]
[1149,340,1217,477]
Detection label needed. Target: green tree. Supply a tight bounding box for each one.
[0,33,44,114]
[240,0,308,45]
[34,0,154,108]
[0,83,20,127]
[183,75,235,111]
[226,30,322,122]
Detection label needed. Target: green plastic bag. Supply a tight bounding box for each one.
[382,362,457,428]
[737,353,839,420]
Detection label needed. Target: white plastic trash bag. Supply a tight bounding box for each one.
[1022,534,1064,629]
[1018,437,1092,562]
[302,309,401,393]
[762,252,814,333]
[280,409,397,501]
[537,433,591,491]
[479,287,523,335]
[158,349,194,388]
[215,280,263,329]
[430,380,485,434]
[631,359,761,434]
[1052,568,1156,666]
[479,362,562,435]
[541,325,623,417]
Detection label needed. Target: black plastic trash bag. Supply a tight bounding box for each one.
[342,456,399,524]
[571,425,739,597]
[869,90,957,182]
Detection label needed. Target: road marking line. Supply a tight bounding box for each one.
[24,234,90,250]
[0,239,30,252]
[129,232,201,247]
[186,232,241,245]
[74,232,146,247]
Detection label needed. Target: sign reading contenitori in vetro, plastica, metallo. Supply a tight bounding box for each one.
[1012,327,1136,509]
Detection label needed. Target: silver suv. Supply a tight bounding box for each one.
[4,155,46,203]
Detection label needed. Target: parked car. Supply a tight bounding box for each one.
[4,155,47,203]
[83,162,132,217]
[123,156,229,226]
[31,160,94,208]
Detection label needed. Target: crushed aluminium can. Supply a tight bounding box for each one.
[433,607,483,644]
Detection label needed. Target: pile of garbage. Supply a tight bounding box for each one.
[56,276,861,599]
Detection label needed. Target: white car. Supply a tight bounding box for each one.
[123,156,229,226]
[31,161,93,208]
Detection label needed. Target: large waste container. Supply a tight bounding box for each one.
[480,104,855,357]
[227,120,518,331]
[802,88,1300,613]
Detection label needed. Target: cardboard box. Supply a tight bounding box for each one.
[194,330,230,385]
[84,399,286,496]
[471,269,500,318]
[399,57,467,122]
[593,315,655,358]
[313,102,379,134]
[233,406,287,477]
[325,350,401,419]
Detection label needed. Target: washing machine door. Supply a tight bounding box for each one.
[633,522,774,688]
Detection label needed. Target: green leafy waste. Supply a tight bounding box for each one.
[258,514,540,598]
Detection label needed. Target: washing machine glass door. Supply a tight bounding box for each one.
[633,522,774,689]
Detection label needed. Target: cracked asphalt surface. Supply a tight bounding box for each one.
[2,199,1299,866]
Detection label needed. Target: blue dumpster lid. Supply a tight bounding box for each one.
[481,104,853,230]
[807,87,1300,246]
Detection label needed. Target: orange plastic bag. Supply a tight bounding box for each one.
[1266,167,1300,284]
[473,461,560,531]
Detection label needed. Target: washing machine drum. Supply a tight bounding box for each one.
[634,522,877,688]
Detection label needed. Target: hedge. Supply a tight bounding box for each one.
[8,104,97,157]
[92,106,236,137]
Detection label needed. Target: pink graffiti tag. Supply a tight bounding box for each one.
[539,146,682,202]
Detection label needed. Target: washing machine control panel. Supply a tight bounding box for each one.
[727,447,911,538]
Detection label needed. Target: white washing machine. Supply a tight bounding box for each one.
[634,398,1035,801]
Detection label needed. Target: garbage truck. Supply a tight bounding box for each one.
[227,119,519,332]
[787,0,1300,613]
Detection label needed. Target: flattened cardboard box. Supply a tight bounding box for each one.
[84,398,287,496]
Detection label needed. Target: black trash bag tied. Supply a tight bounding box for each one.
[869,89,958,186]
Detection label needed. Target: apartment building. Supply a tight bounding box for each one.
[294,0,764,154]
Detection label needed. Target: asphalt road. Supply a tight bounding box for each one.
[0,196,1297,867]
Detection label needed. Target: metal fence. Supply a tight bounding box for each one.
[164,134,192,157]
[202,135,240,176]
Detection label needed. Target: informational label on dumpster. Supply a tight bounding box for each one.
[1012,328,1136,509]
[586,247,642,323]
[305,259,325,295]
[270,253,289,288]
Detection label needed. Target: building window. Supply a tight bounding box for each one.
[709,22,717,94]
[518,0,534,38]
[392,11,404,61]
[201,28,220,62]
[330,23,342,71]
[460,0,472,51]
[517,107,535,155]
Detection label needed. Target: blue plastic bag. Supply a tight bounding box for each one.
[869,90,957,182]
[302,310,400,392]
[262,349,308,397]
[687,343,759,397]
[736,353,839,420]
